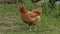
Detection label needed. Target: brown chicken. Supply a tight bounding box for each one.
[18,4,42,31]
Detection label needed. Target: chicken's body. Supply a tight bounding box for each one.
[21,12,40,25]
[18,4,42,31]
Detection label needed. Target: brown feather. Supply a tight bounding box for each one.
[18,4,42,26]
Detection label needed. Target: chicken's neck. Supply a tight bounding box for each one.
[20,7,27,14]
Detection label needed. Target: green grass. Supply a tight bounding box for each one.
[0,1,60,34]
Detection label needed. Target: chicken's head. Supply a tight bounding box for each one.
[18,4,24,9]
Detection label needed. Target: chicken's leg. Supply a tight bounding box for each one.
[28,25,32,31]
[34,25,38,31]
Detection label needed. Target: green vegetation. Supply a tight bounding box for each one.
[0,0,60,34]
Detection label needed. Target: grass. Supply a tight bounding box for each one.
[0,1,60,34]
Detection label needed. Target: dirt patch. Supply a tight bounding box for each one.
[0,23,24,31]
[0,10,24,32]
[0,32,4,34]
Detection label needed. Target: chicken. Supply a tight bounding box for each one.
[18,4,42,31]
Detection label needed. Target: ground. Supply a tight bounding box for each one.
[0,4,60,34]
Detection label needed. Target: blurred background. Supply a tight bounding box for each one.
[0,0,60,34]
